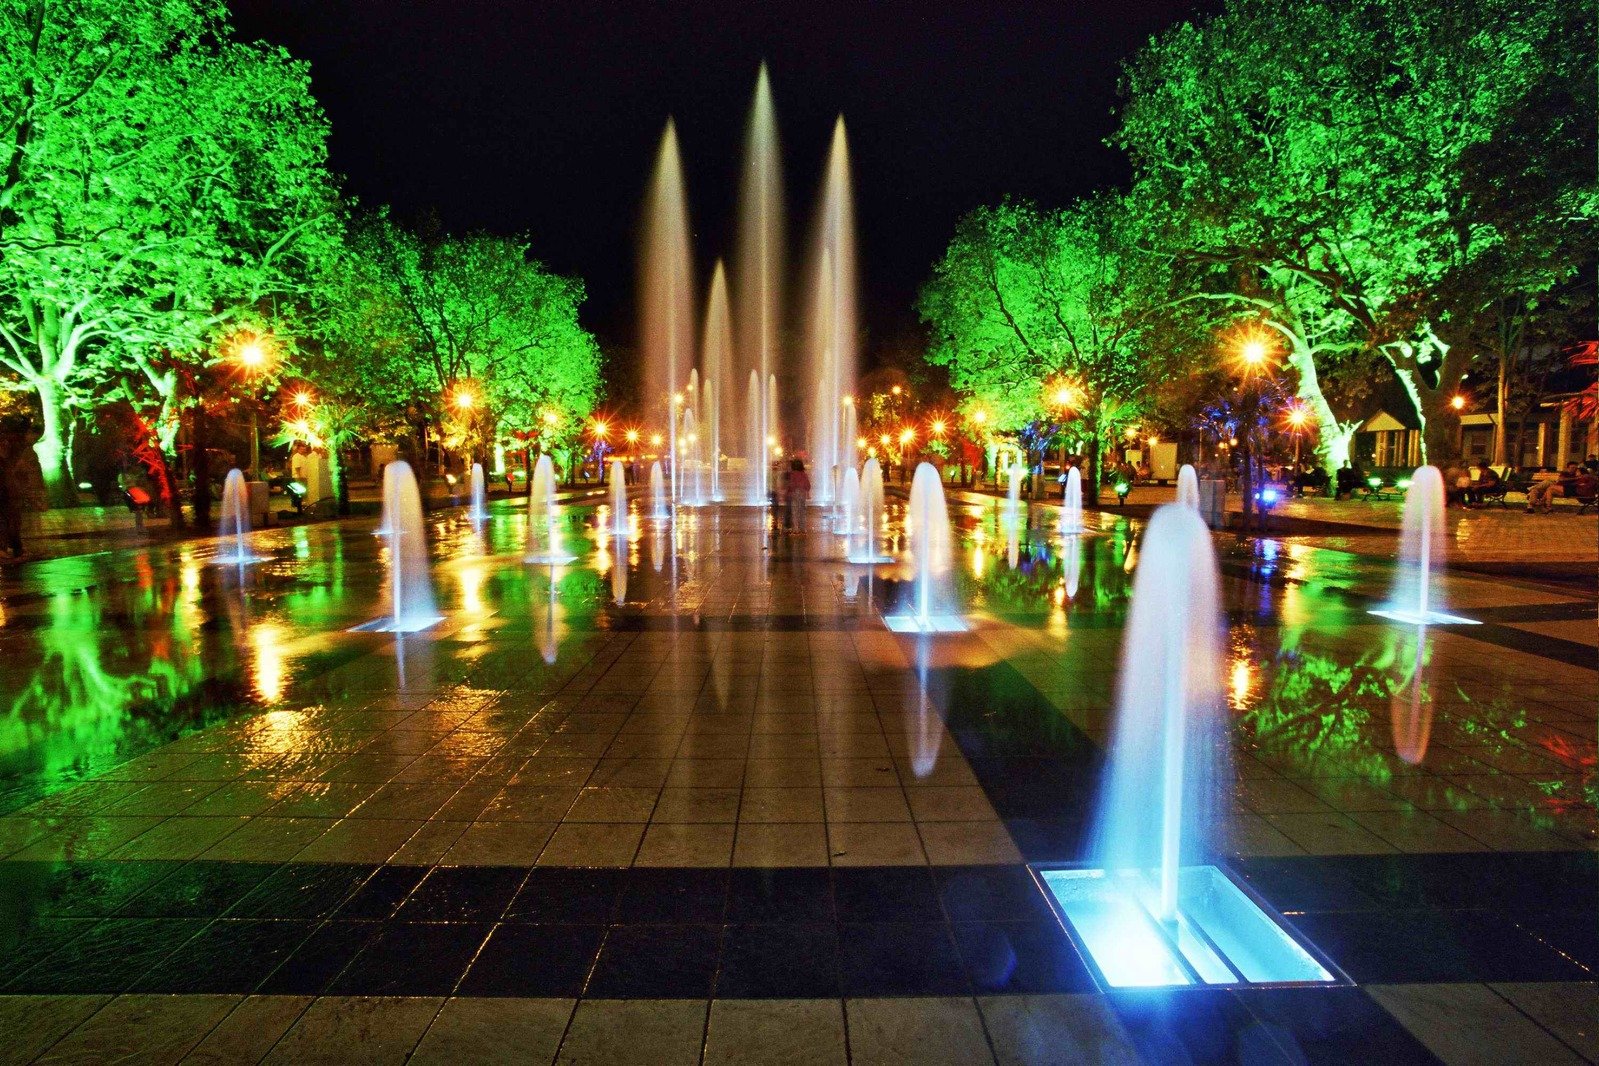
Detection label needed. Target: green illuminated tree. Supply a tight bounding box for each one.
[0,0,338,504]
[349,217,603,465]
[1117,0,1594,461]
[919,193,1191,493]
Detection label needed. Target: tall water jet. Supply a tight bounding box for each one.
[641,118,695,506]
[355,461,441,633]
[736,64,784,505]
[215,468,265,565]
[525,454,575,565]
[702,262,733,502]
[467,462,488,523]
[1176,464,1200,509]
[805,118,859,506]
[883,463,964,632]
[681,408,705,506]
[649,461,670,521]
[609,459,630,537]
[1038,503,1334,989]
[1060,467,1084,534]
[744,369,765,504]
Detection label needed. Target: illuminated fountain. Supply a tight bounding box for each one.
[1063,535,1081,600]
[1370,466,1475,627]
[835,466,860,539]
[641,119,694,506]
[737,66,783,505]
[1176,464,1200,509]
[682,408,705,507]
[701,262,732,502]
[1060,467,1085,535]
[649,461,670,521]
[1038,504,1335,988]
[609,459,630,537]
[525,454,576,565]
[883,463,965,632]
[1006,462,1023,529]
[847,457,893,564]
[804,118,858,506]
[354,461,442,633]
[467,462,488,523]
[215,469,266,566]
[373,462,400,536]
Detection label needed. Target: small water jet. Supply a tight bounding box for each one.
[1176,464,1200,509]
[215,469,266,565]
[373,463,401,536]
[467,462,488,523]
[1063,534,1082,600]
[1038,503,1335,988]
[649,461,670,521]
[353,461,442,633]
[609,459,631,538]
[701,262,732,502]
[1369,466,1476,627]
[525,454,576,565]
[882,463,965,632]
[1060,467,1085,535]
[1006,463,1023,528]
[835,466,860,538]
[847,457,893,564]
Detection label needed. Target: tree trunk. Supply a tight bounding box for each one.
[191,402,212,530]
[1492,349,1510,467]
[31,378,76,508]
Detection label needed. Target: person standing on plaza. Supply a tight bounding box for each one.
[786,458,811,533]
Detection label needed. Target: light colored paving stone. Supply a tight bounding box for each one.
[845,997,997,1066]
[556,999,707,1066]
[704,999,848,1066]
[410,998,575,1065]
[1369,983,1588,1066]
[264,996,444,1066]
[37,994,238,1065]
[0,995,110,1066]
[181,995,312,1064]
[1487,983,1599,1063]
[979,994,1143,1066]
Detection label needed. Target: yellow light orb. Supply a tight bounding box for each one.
[1288,408,1309,428]
[543,411,559,426]
[650,433,663,447]
[238,342,266,368]
[593,420,608,437]
[931,420,946,436]
[454,390,475,410]
[973,410,988,425]
[1148,435,1159,446]
[1241,340,1268,365]
[891,385,902,396]
[879,434,891,447]
[855,436,868,449]
[1052,387,1073,407]
[625,429,639,444]
[899,428,914,445]
[1450,395,1466,411]
[293,391,313,407]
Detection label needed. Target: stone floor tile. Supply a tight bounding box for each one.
[703,999,847,1066]
[263,996,444,1065]
[978,994,1141,1066]
[732,823,830,867]
[537,822,645,866]
[739,787,825,823]
[37,994,239,1065]
[1368,983,1587,1066]
[294,818,424,863]
[0,995,110,1066]
[635,822,736,866]
[1486,983,1599,1063]
[409,998,575,1065]
[845,997,997,1066]
[827,822,928,866]
[556,999,707,1066]
[181,995,312,1064]
[440,820,556,865]
[201,816,332,862]
[918,821,1024,865]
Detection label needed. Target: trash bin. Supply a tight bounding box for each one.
[1198,479,1227,530]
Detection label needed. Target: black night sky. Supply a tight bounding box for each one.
[232,0,1211,368]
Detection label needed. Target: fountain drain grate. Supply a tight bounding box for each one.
[1032,864,1345,990]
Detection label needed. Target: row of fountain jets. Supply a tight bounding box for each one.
[642,65,859,510]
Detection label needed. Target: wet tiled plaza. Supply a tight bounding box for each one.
[0,495,1593,1063]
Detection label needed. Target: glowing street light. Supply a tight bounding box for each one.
[542,411,559,427]
[879,433,891,447]
[890,385,902,397]
[237,341,266,370]
[592,420,609,439]
[1450,395,1466,411]
[293,390,313,408]
[930,419,946,437]
[1287,407,1309,428]
[625,428,639,445]
[972,409,988,426]
[1052,386,1074,408]
[1240,339,1268,367]
[650,433,663,447]
[453,388,476,411]
[856,436,868,450]
[899,427,915,446]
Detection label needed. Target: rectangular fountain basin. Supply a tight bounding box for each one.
[1033,865,1342,990]
[881,613,969,633]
